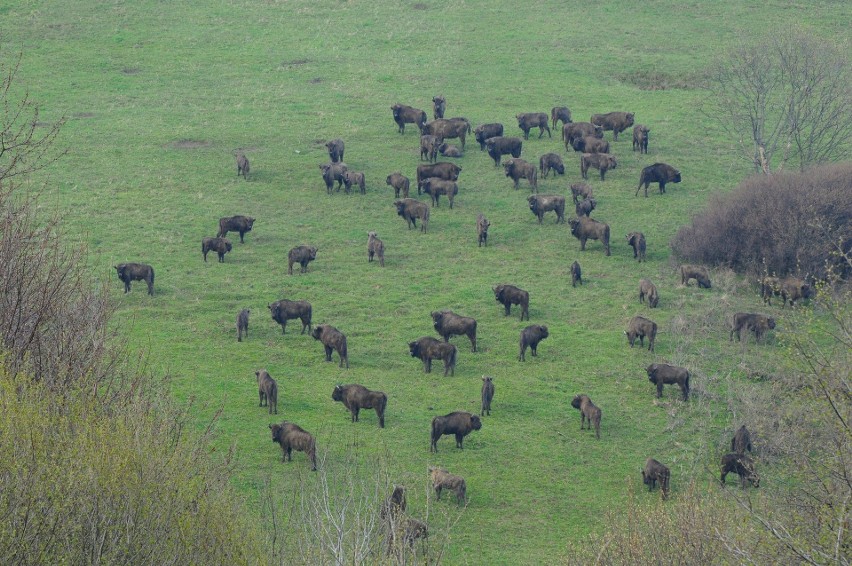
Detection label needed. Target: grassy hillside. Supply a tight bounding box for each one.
[4,1,849,562]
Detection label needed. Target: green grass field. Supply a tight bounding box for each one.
[4,1,850,562]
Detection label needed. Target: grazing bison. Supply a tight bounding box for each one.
[394,199,430,232]
[420,134,441,163]
[493,284,529,320]
[421,177,458,208]
[202,237,232,263]
[237,308,250,342]
[626,315,657,352]
[217,215,255,243]
[504,158,538,191]
[539,153,565,178]
[408,336,457,376]
[627,232,646,261]
[570,182,594,204]
[429,466,467,505]
[528,194,566,224]
[571,136,610,154]
[551,106,572,130]
[325,138,345,162]
[367,231,385,267]
[720,453,760,488]
[391,103,427,134]
[636,163,681,197]
[568,216,611,256]
[680,264,712,288]
[312,324,349,368]
[517,112,551,139]
[430,411,482,452]
[481,376,494,416]
[343,170,366,195]
[269,421,317,471]
[760,276,782,305]
[562,122,603,148]
[432,95,446,119]
[485,136,522,166]
[642,458,670,499]
[255,369,278,415]
[590,111,635,141]
[476,213,490,247]
[519,324,548,361]
[319,161,348,194]
[432,310,477,352]
[114,263,154,295]
[236,153,250,179]
[416,162,461,194]
[780,276,814,307]
[386,172,410,198]
[268,299,312,335]
[571,394,602,439]
[646,363,690,401]
[575,197,597,217]
[639,279,659,308]
[732,425,753,454]
[730,313,776,343]
[632,125,649,153]
[474,123,504,151]
[438,142,462,158]
[420,119,468,149]
[571,261,582,287]
[580,153,618,181]
[288,245,317,274]
[332,384,387,427]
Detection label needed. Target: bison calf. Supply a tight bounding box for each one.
[202,237,232,263]
[570,182,593,204]
[627,232,646,262]
[325,138,345,163]
[312,324,349,368]
[438,142,462,158]
[429,466,467,505]
[432,95,446,120]
[430,411,481,452]
[568,216,611,256]
[638,279,659,308]
[332,384,387,428]
[343,171,366,195]
[409,336,457,376]
[476,213,490,247]
[632,125,649,153]
[730,313,776,343]
[218,215,255,243]
[256,369,278,414]
[493,284,529,320]
[236,153,250,179]
[481,376,494,416]
[366,231,385,267]
[237,308,250,342]
[519,324,548,361]
[420,134,441,163]
[720,453,760,488]
[551,106,572,130]
[626,316,657,352]
[680,264,712,289]
[570,261,582,287]
[432,310,477,352]
[580,153,617,181]
[571,394,602,439]
[646,363,690,401]
[394,199,430,233]
[269,421,317,471]
[288,245,318,274]
[642,458,670,498]
[528,194,566,224]
[114,263,154,295]
[731,425,753,454]
[386,172,410,198]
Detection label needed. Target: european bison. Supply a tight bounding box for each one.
[114,263,154,295]
[312,324,349,368]
[421,177,458,208]
[519,324,548,361]
[642,458,670,499]
[551,106,572,131]
[590,111,635,141]
[580,153,618,181]
[367,231,385,267]
[255,369,278,415]
[432,95,445,120]
[325,138,345,162]
[780,276,814,307]
[730,313,776,343]
[432,310,477,352]
[391,103,427,134]
[528,194,566,224]
[639,279,659,308]
[386,172,410,198]
[332,384,387,428]
[319,162,348,194]
[430,411,481,452]
[474,123,504,151]
[420,119,467,149]
[680,264,711,289]
[732,425,753,454]
[429,466,467,505]
[343,170,366,195]
[636,163,681,197]
[627,232,646,261]
[381,485,407,522]
[760,276,782,305]
[438,142,462,158]
[481,376,494,416]
[269,421,317,471]
[420,134,441,163]
[493,284,529,320]
[408,336,457,376]
[268,299,312,334]
[485,136,522,166]
[288,245,317,274]
[236,153,250,179]
[217,215,255,243]
[575,197,596,217]
[539,153,565,178]
[504,158,537,191]
[568,216,611,256]
[416,162,461,194]
[237,308,250,342]
[646,363,690,401]
[202,236,232,263]
[720,453,760,488]
[476,213,490,247]
[516,112,551,139]
[571,394,602,439]
[571,136,610,154]
[632,125,649,153]
[626,315,657,352]
[570,182,594,204]
[562,121,603,149]
[571,261,582,287]
[394,199,430,232]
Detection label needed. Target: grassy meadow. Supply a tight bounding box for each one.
[4,1,850,562]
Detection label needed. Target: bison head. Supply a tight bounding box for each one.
[493,285,505,302]
[224,240,233,252]
[394,200,406,216]
[408,341,420,358]
[568,218,581,234]
[269,423,282,443]
[570,395,583,409]
[592,125,604,138]
[332,385,344,401]
[502,160,515,176]
[311,326,323,340]
[646,364,659,383]
[306,246,317,260]
[767,318,777,330]
[470,414,482,430]
[571,138,586,152]
[431,311,446,325]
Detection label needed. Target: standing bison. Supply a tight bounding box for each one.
[421,177,459,208]
[255,369,278,415]
[269,422,317,471]
[626,232,646,261]
[430,411,482,452]
[539,153,565,178]
[519,324,548,361]
[571,394,602,439]
[394,199,430,233]
[391,103,427,134]
[429,467,467,505]
[268,299,312,335]
[325,138,345,162]
[575,198,596,217]
[779,276,815,307]
[237,308,250,342]
[420,119,468,149]
[288,245,317,274]
[481,376,494,416]
[236,153,250,180]
[343,171,366,195]
[386,172,410,198]
[218,215,255,243]
[646,363,690,401]
[562,122,603,149]
[485,136,522,166]
[730,313,776,343]
[416,162,461,194]
[571,261,582,287]
[476,213,490,247]
[319,162,348,194]
[114,263,154,295]
[202,237,232,263]
[332,384,387,428]
[367,231,385,267]
[680,264,712,289]
[432,310,477,352]
[626,315,657,352]
[642,458,670,499]
[720,453,760,488]
[528,194,566,224]
[632,125,649,153]
[568,217,611,256]
[732,425,753,454]
[516,112,551,139]
[571,136,610,154]
[438,142,462,158]
[551,106,572,130]
[420,134,441,163]
[432,95,446,120]
[590,111,635,140]
[570,182,593,204]
[503,158,538,191]
[408,336,457,376]
[636,163,681,197]
[580,153,617,181]
[639,279,659,308]
[493,284,529,320]
[475,123,504,151]
[312,324,349,368]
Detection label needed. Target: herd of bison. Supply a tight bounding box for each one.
[111,96,815,546]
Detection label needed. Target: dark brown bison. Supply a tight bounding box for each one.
[680,264,711,288]
[432,310,477,352]
[646,363,690,401]
[730,313,776,343]
[516,112,551,139]
[421,177,458,208]
[432,95,445,119]
[636,163,681,197]
[476,213,490,247]
[332,384,387,428]
[430,411,482,452]
[504,158,537,191]
[519,324,548,361]
[288,245,317,274]
[639,279,659,308]
[570,182,594,204]
[367,231,385,267]
[237,308,250,342]
[720,453,760,488]
[420,134,441,163]
[626,315,657,352]
[642,458,670,499]
[429,466,467,505]
[114,263,154,295]
[580,153,618,181]
[627,232,646,261]
[380,485,407,522]
[571,261,582,287]
[590,111,635,141]
[269,421,317,471]
[319,161,348,194]
[493,284,529,320]
[386,172,410,198]
[420,119,468,148]
[485,136,522,166]
[325,138,345,162]
[391,103,427,134]
[408,336,457,376]
[343,170,366,195]
[779,276,815,307]
[632,125,649,153]
[568,216,611,256]
[217,215,255,243]
[394,198,430,232]
[475,123,504,151]
[202,236,232,263]
[562,122,603,148]
[236,153,250,179]
[732,425,753,454]
[575,197,596,217]
[760,276,782,305]
[268,299,312,334]
[551,106,572,130]
[539,153,565,178]
[481,376,494,416]
[438,142,462,158]
[447,116,473,134]
[571,136,610,154]
[255,369,278,414]
[312,324,349,368]
[528,194,566,224]
[571,394,602,439]
[416,162,461,194]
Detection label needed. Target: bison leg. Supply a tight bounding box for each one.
[521,305,529,321]
[531,344,537,357]
[455,433,464,449]
[339,351,349,369]
[659,182,666,194]
[599,169,606,181]
[352,407,359,422]
[435,485,442,500]
[259,391,265,407]
[123,281,131,293]
[423,358,431,373]
[503,303,511,317]
[469,333,477,353]
[239,231,245,243]
[300,318,310,334]
[656,382,664,398]
[580,237,587,251]
[324,345,333,362]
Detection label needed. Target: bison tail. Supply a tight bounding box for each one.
[448,347,457,371]
[378,395,388,427]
